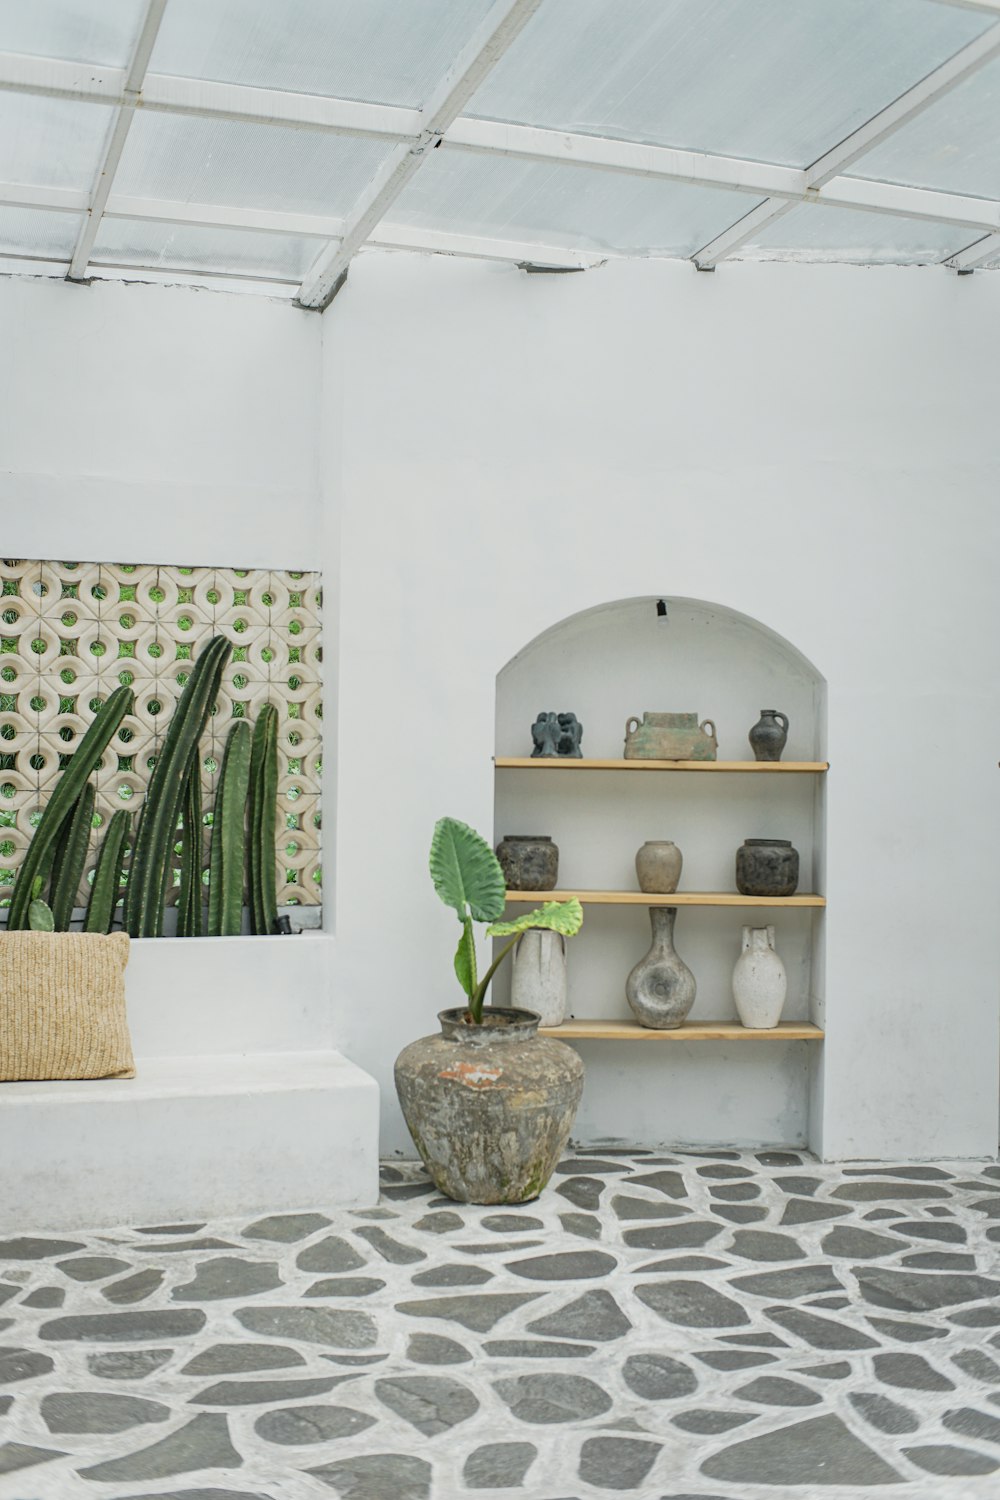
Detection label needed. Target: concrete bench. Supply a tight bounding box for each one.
[0,934,379,1232]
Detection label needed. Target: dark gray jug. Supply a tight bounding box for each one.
[748,709,789,761]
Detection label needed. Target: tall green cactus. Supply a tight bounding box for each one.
[7,684,134,929]
[247,703,279,936]
[176,756,203,939]
[84,809,131,934]
[49,783,96,931]
[125,635,231,938]
[207,720,252,937]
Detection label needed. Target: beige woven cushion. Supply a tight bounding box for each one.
[0,932,134,1081]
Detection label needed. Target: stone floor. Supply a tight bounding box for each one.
[0,1152,999,1500]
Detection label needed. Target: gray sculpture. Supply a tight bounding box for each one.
[531,711,583,758]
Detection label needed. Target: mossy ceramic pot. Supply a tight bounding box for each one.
[736,838,800,897]
[394,1006,584,1204]
[495,835,558,891]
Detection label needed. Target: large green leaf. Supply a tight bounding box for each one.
[429,817,506,923]
[453,917,477,1000]
[487,898,584,938]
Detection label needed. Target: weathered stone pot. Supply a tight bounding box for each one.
[394,1006,584,1204]
[736,838,800,897]
[495,835,558,891]
[625,906,697,1029]
[635,839,683,894]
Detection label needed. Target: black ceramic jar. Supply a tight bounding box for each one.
[496,835,559,891]
[736,838,799,897]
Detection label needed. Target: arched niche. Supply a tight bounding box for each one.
[493,596,827,1149]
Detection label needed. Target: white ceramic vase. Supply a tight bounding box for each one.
[511,930,568,1026]
[732,925,787,1029]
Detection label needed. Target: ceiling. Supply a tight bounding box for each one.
[1,0,998,307]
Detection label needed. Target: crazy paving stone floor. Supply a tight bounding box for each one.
[1,1154,1000,1500]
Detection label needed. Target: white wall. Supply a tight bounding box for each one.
[0,274,334,1063]
[0,276,320,568]
[323,251,1000,1161]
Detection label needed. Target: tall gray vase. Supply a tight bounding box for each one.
[625,906,696,1029]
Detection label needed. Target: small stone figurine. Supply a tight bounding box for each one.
[531,711,583,758]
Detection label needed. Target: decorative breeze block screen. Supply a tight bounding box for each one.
[0,561,321,912]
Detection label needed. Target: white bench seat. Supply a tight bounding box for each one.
[0,1049,379,1232]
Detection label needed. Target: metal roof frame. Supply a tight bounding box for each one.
[0,0,997,295]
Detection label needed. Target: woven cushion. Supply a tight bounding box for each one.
[0,932,134,1081]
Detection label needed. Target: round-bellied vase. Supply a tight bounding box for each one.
[495,835,559,892]
[735,838,800,897]
[748,709,789,762]
[394,1006,584,1204]
[732,924,787,1028]
[635,839,683,894]
[625,906,697,1029]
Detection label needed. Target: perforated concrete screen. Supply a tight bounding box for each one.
[0,560,322,914]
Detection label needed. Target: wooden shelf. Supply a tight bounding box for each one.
[505,890,826,908]
[495,757,828,773]
[538,1019,824,1041]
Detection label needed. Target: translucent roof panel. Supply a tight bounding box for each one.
[466,0,991,167]
[743,203,965,264]
[388,146,760,257]
[846,53,1000,201]
[0,207,81,260]
[0,93,112,191]
[149,0,495,107]
[114,113,392,218]
[93,218,325,282]
[0,0,148,68]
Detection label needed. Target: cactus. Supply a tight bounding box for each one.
[7,684,134,929]
[48,783,96,931]
[28,876,54,933]
[125,635,231,938]
[247,703,279,936]
[176,756,203,938]
[84,809,131,934]
[207,720,252,937]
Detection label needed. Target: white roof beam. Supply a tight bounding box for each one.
[67,0,169,282]
[296,0,543,309]
[944,231,1000,268]
[693,21,1000,267]
[2,172,998,248]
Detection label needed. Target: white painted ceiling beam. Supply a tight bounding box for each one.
[693,21,1000,267]
[2,173,997,249]
[296,0,544,308]
[944,231,1000,267]
[67,0,169,281]
[1,45,998,238]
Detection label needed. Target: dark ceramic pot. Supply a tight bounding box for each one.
[394,1007,584,1203]
[496,835,559,891]
[736,838,800,897]
[748,709,789,762]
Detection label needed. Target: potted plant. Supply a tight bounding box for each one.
[394,817,584,1204]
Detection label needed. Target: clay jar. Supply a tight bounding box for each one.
[736,838,799,897]
[732,925,787,1028]
[394,1007,584,1203]
[635,840,683,894]
[625,907,697,1029]
[748,709,789,762]
[496,835,558,891]
[511,930,568,1026]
